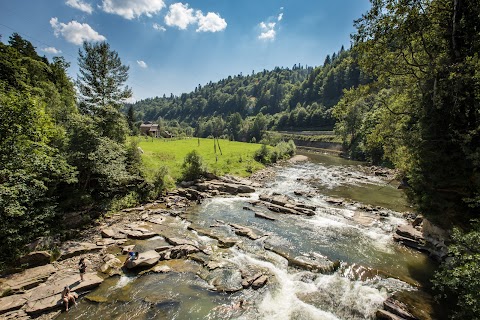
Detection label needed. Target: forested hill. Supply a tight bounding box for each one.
[128,46,369,135]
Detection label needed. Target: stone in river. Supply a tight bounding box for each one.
[125,250,160,269]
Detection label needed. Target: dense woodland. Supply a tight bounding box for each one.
[127,46,370,142]
[0,35,149,266]
[1,0,479,317]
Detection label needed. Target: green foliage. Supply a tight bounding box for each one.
[127,52,363,139]
[254,144,270,164]
[0,85,76,259]
[181,150,205,181]
[433,224,480,319]
[152,166,173,197]
[335,0,480,222]
[255,140,296,164]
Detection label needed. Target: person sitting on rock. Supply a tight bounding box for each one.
[61,286,76,311]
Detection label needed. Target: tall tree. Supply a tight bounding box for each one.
[77,41,132,113]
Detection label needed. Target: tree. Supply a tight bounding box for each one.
[433,224,480,319]
[77,41,132,113]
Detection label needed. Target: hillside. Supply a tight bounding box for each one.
[128,47,369,141]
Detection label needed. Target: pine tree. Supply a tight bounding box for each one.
[76,41,132,113]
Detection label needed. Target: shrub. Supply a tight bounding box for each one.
[254,144,270,164]
[181,150,205,181]
[153,165,172,196]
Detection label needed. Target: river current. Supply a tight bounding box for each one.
[57,151,437,320]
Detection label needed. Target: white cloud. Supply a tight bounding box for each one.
[196,12,227,32]
[258,20,276,40]
[137,60,148,68]
[50,17,106,45]
[42,47,62,54]
[101,0,165,20]
[164,3,227,32]
[258,10,283,41]
[164,3,197,30]
[153,23,166,31]
[66,0,93,14]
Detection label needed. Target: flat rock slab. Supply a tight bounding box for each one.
[25,273,103,315]
[0,292,31,315]
[125,250,160,269]
[4,264,56,293]
[251,275,268,289]
[164,237,198,247]
[58,242,104,260]
[253,210,276,221]
[159,245,201,260]
[101,228,127,239]
[396,224,424,242]
[122,230,157,240]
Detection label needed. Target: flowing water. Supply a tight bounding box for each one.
[57,151,439,320]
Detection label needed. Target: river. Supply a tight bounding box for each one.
[57,151,439,320]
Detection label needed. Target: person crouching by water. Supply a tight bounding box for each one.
[123,249,139,267]
[78,258,86,282]
[61,286,76,311]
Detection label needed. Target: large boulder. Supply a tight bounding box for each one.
[18,251,51,267]
[125,250,160,269]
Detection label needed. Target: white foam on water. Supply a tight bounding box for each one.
[227,251,391,320]
[112,275,135,289]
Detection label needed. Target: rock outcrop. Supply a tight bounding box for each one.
[58,242,104,260]
[393,219,448,261]
[2,264,56,293]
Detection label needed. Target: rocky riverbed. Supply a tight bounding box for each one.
[0,154,448,320]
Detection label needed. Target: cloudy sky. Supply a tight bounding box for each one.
[0,0,371,101]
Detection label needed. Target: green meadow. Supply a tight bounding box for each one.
[136,137,265,180]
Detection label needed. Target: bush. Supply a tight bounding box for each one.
[254,140,296,165]
[153,165,173,196]
[254,144,270,164]
[181,150,205,181]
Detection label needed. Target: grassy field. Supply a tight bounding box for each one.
[136,137,265,180]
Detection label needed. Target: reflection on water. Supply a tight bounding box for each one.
[56,151,439,320]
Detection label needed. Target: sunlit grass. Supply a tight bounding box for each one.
[135,137,265,181]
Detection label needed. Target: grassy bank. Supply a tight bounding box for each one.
[136,137,265,180]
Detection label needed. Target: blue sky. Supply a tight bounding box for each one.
[0,0,371,101]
